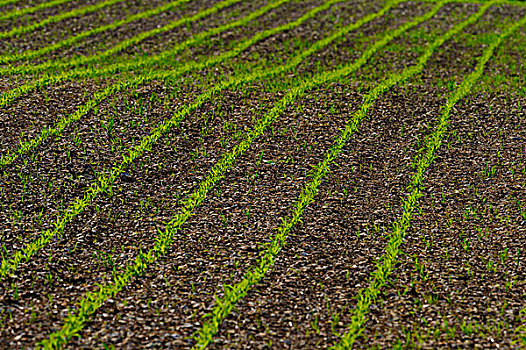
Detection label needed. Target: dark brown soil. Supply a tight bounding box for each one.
[1,1,526,349]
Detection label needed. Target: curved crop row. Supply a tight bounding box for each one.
[191,0,478,347]
[418,0,526,7]
[0,0,24,8]
[332,3,525,348]
[0,0,72,22]
[0,0,191,65]
[35,3,407,348]
[0,0,291,277]
[0,0,377,281]
[0,0,125,40]
[0,0,241,77]
[0,0,247,106]
[0,0,296,168]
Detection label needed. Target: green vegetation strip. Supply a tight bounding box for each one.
[0,0,125,39]
[36,3,406,348]
[332,3,525,349]
[0,0,391,280]
[0,0,245,104]
[0,0,240,76]
[0,0,294,168]
[0,0,191,65]
[0,0,23,8]
[0,0,72,22]
[417,0,526,7]
[0,0,296,276]
[192,1,479,348]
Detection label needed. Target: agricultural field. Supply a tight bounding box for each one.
[0,0,526,348]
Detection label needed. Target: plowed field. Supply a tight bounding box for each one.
[1,0,526,348]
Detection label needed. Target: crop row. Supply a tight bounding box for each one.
[0,0,373,282]
[0,0,247,104]
[0,0,73,22]
[1,0,313,277]
[0,0,191,65]
[335,4,526,347]
[0,0,28,9]
[0,0,297,167]
[0,0,128,40]
[3,0,415,347]
[193,0,525,348]
[47,2,519,349]
[0,0,238,77]
[2,0,525,348]
[191,0,471,346]
[4,0,402,290]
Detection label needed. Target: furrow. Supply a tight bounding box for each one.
[0,0,126,39]
[0,0,191,65]
[190,0,479,347]
[34,2,406,348]
[332,3,525,348]
[0,0,335,168]
[0,0,72,22]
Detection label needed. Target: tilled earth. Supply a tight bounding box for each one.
[1,0,526,349]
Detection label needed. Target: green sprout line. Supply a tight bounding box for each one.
[0,0,192,65]
[0,0,72,22]
[417,0,526,7]
[0,0,391,283]
[36,2,407,348]
[191,0,478,347]
[0,0,126,39]
[332,2,524,349]
[0,0,240,77]
[0,0,25,8]
[0,0,294,168]
[0,0,247,106]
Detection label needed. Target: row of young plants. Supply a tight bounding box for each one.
[0,0,398,285]
[382,29,526,347]
[0,0,393,218]
[332,4,526,348]
[385,188,526,344]
[387,61,526,345]
[32,2,428,347]
[0,1,338,258]
[418,0,526,6]
[0,0,295,277]
[0,0,297,168]
[0,80,261,346]
[0,0,72,22]
[0,0,302,166]
[0,0,369,184]
[0,0,126,40]
[0,0,243,78]
[0,0,192,65]
[190,0,496,347]
[2,0,524,348]
[0,0,348,266]
[1,0,300,107]
[0,0,26,9]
